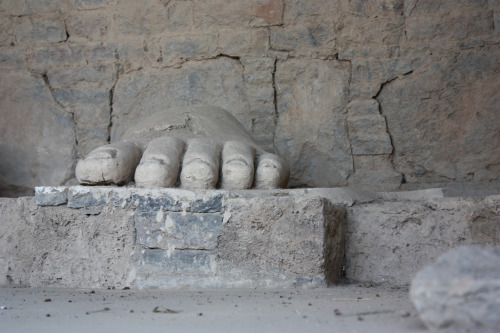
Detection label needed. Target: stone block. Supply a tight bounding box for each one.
[135,211,223,250]
[347,99,380,117]
[219,195,346,284]
[31,43,85,68]
[66,186,225,213]
[161,34,217,62]
[495,10,500,36]
[218,29,269,57]
[30,204,135,288]
[75,124,109,157]
[0,197,36,285]
[0,16,14,46]
[270,24,334,57]
[71,0,116,10]
[377,45,500,185]
[347,115,388,134]
[111,58,251,141]
[406,11,493,42]
[194,0,283,28]
[139,249,215,273]
[0,47,26,69]
[15,17,66,44]
[241,57,274,86]
[66,12,110,41]
[350,133,393,155]
[85,42,118,63]
[0,72,76,193]
[52,88,110,107]
[345,195,500,286]
[35,187,68,206]
[47,64,117,89]
[274,59,352,187]
[113,0,192,36]
[411,245,500,332]
[0,0,66,15]
[67,186,107,207]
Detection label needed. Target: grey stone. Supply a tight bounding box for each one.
[350,133,393,155]
[111,58,251,141]
[67,187,106,208]
[47,64,117,89]
[219,29,270,57]
[274,59,352,187]
[0,0,65,15]
[270,24,334,57]
[0,197,36,285]
[377,44,500,186]
[347,99,380,117]
[135,211,223,250]
[160,34,218,65]
[345,195,500,286]
[15,17,67,44]
[0,72,76,195]
[347,115,389,134]
[71,0,116,10]
[66,12,110,41]
[52,88,110,107]
[30,43,85,68]
[139,249,214,273]
[0,46,26,69]
[35,187,68,206]
[194,0,284,28]
[219,195,346,284]
[0,17,14,46]
[410,245,500,332]
[114,0,192,36]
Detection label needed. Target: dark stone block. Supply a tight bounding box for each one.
[190,194,224,213]
[135,211,223,250]
[140,249,213,273]
[35,187,68,206]
[67,189,106,208]
[127,194,182,212]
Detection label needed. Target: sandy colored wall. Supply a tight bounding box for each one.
[1,0,499,196]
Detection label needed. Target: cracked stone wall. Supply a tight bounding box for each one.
[0,0,499,196]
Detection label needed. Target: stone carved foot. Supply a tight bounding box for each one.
[76,106,289,189]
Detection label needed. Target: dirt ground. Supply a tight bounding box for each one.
[0,284,427,332]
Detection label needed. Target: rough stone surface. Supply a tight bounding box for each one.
[1,187,347,288]
[35,186,68,206]
[345,193,500,286]
[0,72,76,197]
[410,245,500,332]
[219,196,346,284]
[274,58,352,187]
[0,0,499,195]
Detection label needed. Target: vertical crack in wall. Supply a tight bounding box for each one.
[108,67,120,144]
[374,76,403,185]
[340,58,356,182]
[271,58,279,152]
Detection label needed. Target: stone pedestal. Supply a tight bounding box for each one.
[6,186,346,288]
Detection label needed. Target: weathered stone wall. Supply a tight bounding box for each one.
[1,0,499,196]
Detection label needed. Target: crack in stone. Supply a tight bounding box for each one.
[271,58,279,152]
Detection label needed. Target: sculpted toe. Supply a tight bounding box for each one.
[221,141,255,189]
[180,139,221,189]
[76,142,142,185]
[254,153,290,189]
[135,137,184,188]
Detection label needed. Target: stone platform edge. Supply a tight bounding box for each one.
[1,186,498,289]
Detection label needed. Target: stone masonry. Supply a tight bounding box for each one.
[1,0,499,196]
[1,186,498,288]
[1,186,346,288]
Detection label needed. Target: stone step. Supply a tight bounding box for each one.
[1,186,498,289]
